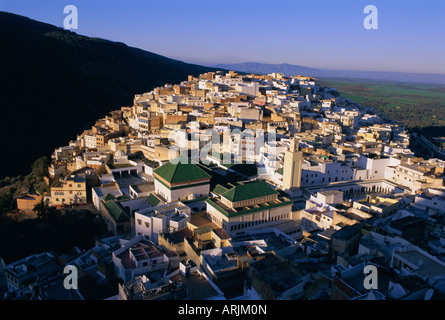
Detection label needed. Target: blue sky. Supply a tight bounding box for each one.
[1,0,444,74]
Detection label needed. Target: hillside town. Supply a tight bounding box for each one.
[2,70,445,301]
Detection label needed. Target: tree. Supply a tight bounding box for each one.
[34,198,58,221]
[31,156,49,180]
[0,187,14,215]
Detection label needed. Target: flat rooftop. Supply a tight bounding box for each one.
[201,247,238,273]
[250,219,301,236]
[399,164,428,174]
[162,228,194,244]
[130,183,155,194]
[189,214,220,230]
[155,203,189,215]
[116,239,163,270]
[93,185,122,198]
[420,190,445,201]
[332,225,361,240]
[395,250,445,278]
[108,162,136,169]
[212,228,231,240]
[170,213,187,222]
[249,253,303,296]
[232,230,292,251]
[319,190,343,196]
[170,273,220,300]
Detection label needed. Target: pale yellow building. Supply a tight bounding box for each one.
[50,174,87,206]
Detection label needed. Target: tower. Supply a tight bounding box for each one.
[282,138,303,192]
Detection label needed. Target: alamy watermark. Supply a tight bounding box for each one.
[363,5,378,30]
[63,265,78,290]
[166,126,278,167]
[363,264,378,290]
[63,5,78,30]
[61,4,377,35]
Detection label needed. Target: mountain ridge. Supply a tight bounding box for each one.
[0,11,216,179]
[212,62,445,85]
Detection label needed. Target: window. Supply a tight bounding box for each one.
[145,222,150,228]
[137,219,142,225]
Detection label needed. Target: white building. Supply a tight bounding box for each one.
[84,134,97,149]
[206,180,293,236]
[357,154,399,180]
[413,188,445,215]
[385,163,444,193]
[235,81,259,96]
[112,235,170,283]
[134,201,191,243]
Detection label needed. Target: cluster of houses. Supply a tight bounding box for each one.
[3,70,445,300]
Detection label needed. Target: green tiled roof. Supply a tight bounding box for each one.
[103,200,130,223]
[221,180,278,203]
[213,184,229,195]
[276,168,284,175]
[102,193,116,201]
[117,194,130,201]
[154,156,211,184]
[146,193,161,207]
[206,198,293,218]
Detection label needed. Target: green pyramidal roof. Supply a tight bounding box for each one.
[221,180,278,203]
[103,200,130,223]
[154,156,211,184]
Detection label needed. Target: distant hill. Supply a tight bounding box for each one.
[213,62,445,85]
[0,11,216,179]
[212,62,321,78]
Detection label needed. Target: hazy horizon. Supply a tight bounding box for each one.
[1,0,444,75]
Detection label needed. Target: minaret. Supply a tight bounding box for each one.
[282,138,303,192]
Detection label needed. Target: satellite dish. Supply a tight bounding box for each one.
[389,282,406,299]
[424,288,434,300]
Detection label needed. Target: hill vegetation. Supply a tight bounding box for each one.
[318,78,445,134]
[0,11,215,179]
